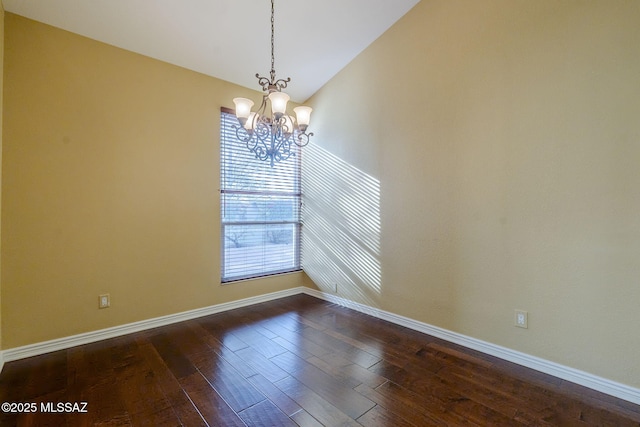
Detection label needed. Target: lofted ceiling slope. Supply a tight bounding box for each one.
[2,0,420,102]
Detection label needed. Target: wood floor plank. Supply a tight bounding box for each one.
[179,371,245,427]
[230,325,288,359]
[274,375,362,427]
[234,347,289,383]
[137,342,207,427]
[148,333,198,380]
[246,373,304,417]
[66,340,132,426]
[299,326,382,369]
[259,313,308,335]
[437,359,562,417]
[306,355,388,389]
[191,348,266,413]
[426,341,495,369]
[1,294,638,426]
[558,380,640,423]
[214,344,260,380]
[112,340,180,427]
[434,367,551,425]
[259,316,318,346]
[185,321,227,354]
[271,351,375,419]
[369,361,522,426]
[161,322,216,356]
[196,316,250,352]
[238,398,297,427]
[18,388,78,427]
[290,408,325,427]
[354,382,453,426]
[272,332,333,361]
[544,397,640,427]
[0,349,68,402]
[356,404,423,427]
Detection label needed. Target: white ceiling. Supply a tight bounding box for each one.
[2,0,420,102]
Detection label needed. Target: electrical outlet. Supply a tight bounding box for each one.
[514,309,528,328]
[99,294,110,309]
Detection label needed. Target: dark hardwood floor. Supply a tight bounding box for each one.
[0,294,638,426]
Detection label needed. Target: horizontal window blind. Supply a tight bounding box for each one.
[220,109,301,282]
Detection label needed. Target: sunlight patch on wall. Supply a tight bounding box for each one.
[302,144,382,306]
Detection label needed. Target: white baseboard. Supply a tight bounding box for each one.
[1,285,638,406]
[1,287,304,364]
[301,288,640,406]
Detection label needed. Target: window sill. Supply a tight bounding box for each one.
[221,268,303,285]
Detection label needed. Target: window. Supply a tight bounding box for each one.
[220,108,302,282]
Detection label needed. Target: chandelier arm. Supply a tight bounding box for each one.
[250,122,272,161]
[283,115,295,134]
[271,132,288,154]
[273,77,290,92]
[234,126,253,144]
[272,136,293,164]
[270,116,298,156]
[235,126,264,158]
[251,138,270,162]
[256,74,272,92]
[295,131,313,147]
[255,94,269,116]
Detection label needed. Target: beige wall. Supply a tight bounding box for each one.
[303,0,640,387]
[1,14,306,348]
[0,4,4,350]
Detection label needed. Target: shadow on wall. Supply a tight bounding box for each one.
[302,144,382,307]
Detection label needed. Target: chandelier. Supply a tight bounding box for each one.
[232,0,313,167]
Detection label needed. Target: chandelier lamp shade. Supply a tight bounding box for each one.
[232,0,313,167]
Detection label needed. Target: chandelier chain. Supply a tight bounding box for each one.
[270,0,275,82]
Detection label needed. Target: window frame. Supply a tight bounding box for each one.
[220,107,303,283]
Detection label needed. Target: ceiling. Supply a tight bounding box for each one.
[2,0,420,102]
